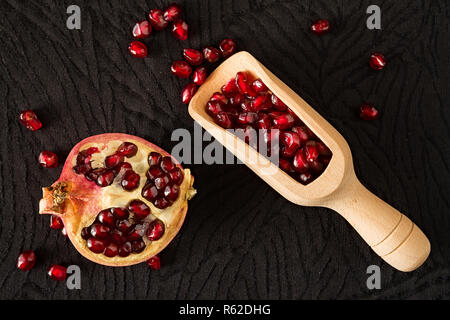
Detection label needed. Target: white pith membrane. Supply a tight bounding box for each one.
[40,136,196,266]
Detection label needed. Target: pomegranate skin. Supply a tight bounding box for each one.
[39,133,196,267]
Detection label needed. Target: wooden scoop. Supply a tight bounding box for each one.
[188,51,430,272]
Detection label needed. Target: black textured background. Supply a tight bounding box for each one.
[0,0,449,300]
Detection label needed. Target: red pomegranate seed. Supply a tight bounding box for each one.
[317,141,331,156]
[154,197,170,209]
[17,251,36,271]
[160,157,176,172]
[132,20,151,39]
[128,224,146,241]
[221,78,238,96]
[19,110,42,131]
[237,112,258,125]
[171,19,188,40]
[272,113,295,130]
[128,41,148,58]
[203,46,221,63]
[50,215,64,230]
[292,149,309,173]
[171,60,192,78]
[163,3,182,22]
[96,169,116,187]
[206,101,225,117]
[104,243,119,257]
[164,185,179,202]
[121,170,140,191]
[110,229,126,244]
[111,207,129,220]
[48,264,67,281]
[298,172,313,185]
[280,131,301,158]
[257,114,271,129]
[210,92,228,104]
[291,126,310,144]
[85,168,104,182]
[183,48,203,66]
[117,142,138,157]
[369,53,386,70]
[119,242,132,257]
[148,152,162,167]
[168,167,184,185]
[359,103,379,120]
[181,83,198,104]
[147,255,161,270]
[81,227,91,240]
[146,220,165,241]
[114,162,132,175]
[105,153,124,168]
[229,93,245,107]
[252,78,268,93]
[311,19,330,34]
[279,158,294,173]
[116,220,134,234]
[251,94,271,111]
[147,165,164,180]
[90,223,110,239]
[97,209,116,228]
[128,200,151,220]
[132,240,146,253]
[148,9,168,30]
[192,66,207,85]
[271,94,287,111]
[142,183,159,202]
[305,141,319,162]
[38,151,58,168]
[215,112,233,128]
[87,238,106,253]
[154,174,170,190]
[219,38,237,58]
[235,72,249,94]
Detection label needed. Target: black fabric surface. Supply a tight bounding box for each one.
[0,0,449,300]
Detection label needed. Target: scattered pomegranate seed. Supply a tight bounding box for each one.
[17,251,36,271]
[369,53,386,70]
[132,20,151,39]
[311,19,330,34]
[171,19,188,40]
[192,66,207,85]
[183,48,204,66]
[19,110,42,131]
[359,104,379,120]
[171,60,192,78]
[148,9,168,30]
[38,151,58,168]
[219,38,237,58]
[128,41,148,58]
[203,46,221,63]
[163,3,182,22]
[147,255,161,270]
[48,264,67,281]
[50,215,64,230]
[181,83,198,104]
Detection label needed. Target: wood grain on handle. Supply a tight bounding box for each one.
[327,177,431,272]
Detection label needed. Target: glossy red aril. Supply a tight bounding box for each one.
[39,134,196,266]
[359,104,379,120]
[163,3,182,22]
[206,101,224,117]
[105,154,124,168]
[171,20,188,40]
[237,112,258,125]
[146,220,165,241]
[221,78,238,96]
[292,149,310,173]
[305,141,319,162]
[252,79,268,93]
[132,20,151,39]
[272,113,295,130]
[219,38,237,58]
[271,94,287,111]
[181,83,198,104]
[210,92,228,105]
[280,132,301,157]
[183,48,203,66]
[369,53,386,70]
[192,67,207,85]
[215,112,232,128]
[128,41,148,58]
[48,264,67,281]
[148,9,169,30]
[171,60,192,78]
[17,251,36,271]
[39,151,59,168]
[50,215,64,229]
[235,72,249,94]
[19,110,42,131]
[203,47,221,63]
[311,19,330,34]
[251,94,271,111]
[147,255,161,270]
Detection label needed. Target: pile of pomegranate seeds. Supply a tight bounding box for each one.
[205,71,332,185]
[17,251,36,271]
[47,264,67,281]
[369,52,386,70]
[82,206,165,258]
[73,142,140,191]
[310,19,330,34]
[38,151,59,168]
[142,152,184,209]
[176,38,237,104]
[129,3,188,58]
[19,110,42,131]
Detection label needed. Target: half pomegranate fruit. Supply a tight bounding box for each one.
[39,133,196,267]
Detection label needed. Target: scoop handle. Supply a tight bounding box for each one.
[327,178,430,272]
